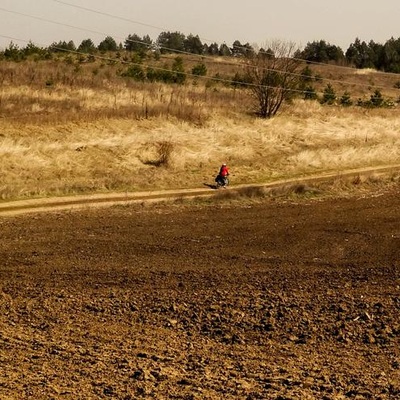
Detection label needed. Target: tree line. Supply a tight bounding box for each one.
[300,38,400,73]
[3,31,400,72]
[1,34,399,119]
[0,33,238,61]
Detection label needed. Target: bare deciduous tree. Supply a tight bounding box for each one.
[245,40,302,118]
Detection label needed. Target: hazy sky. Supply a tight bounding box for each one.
[1,0,400,51]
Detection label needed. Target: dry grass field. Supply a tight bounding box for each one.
[1,57,400,201]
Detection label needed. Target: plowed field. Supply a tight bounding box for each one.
[1,186,399,399]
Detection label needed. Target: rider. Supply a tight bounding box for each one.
[219,163,229,179]
[216,163,229,186]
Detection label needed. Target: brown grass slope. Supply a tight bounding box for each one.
[0,58,400,201]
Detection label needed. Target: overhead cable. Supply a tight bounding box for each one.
[0,6,397,92]
[50,0,400,78]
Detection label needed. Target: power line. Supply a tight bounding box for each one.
[52,0,171,35]
[0,6,398,93]
[1,3,399,95]
[52,0,215,44]
[0,33,398,125]
[0,32,397,97]
[0,7,220,72]
[51,0,400,79]
[0,6,223,70]
[0,7,118,44]
[0,33,316,96]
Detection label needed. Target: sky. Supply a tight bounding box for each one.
[1,0,400,52]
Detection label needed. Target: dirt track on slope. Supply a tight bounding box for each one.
[0,182,400,399]
[1,164,400,217]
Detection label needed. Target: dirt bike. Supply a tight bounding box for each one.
[215,174,229,188]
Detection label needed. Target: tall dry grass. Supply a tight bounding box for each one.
[1,60,400,200]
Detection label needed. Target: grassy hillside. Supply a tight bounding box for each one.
[1,56,400,200]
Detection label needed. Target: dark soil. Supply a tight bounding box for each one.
[1,187,399,399]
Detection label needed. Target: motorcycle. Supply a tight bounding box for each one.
[215,174,229,188]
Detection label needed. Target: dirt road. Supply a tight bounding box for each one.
[1,164,400,217]
[0,183,399,399]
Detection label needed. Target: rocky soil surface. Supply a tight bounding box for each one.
[0,187,399,399]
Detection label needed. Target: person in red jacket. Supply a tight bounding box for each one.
[216,163,229,187]
[219,163,229,178]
